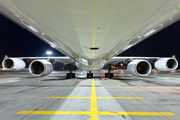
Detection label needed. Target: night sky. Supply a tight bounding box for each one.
[0,14,180,68]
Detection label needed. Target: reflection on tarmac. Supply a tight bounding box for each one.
[0,71,180,120]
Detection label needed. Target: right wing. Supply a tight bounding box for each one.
[2,56,75,76]
[17,56,75,65]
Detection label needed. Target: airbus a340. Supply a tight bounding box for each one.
[0,1,179,78]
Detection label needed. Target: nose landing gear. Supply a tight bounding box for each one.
[87,71,93,78]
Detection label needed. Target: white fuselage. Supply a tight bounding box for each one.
[0,0,180,71]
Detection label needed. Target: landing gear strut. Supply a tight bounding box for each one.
[87,71,93,78]
[105,64,114,78]
[66,64,75,78]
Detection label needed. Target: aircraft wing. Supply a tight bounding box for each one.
[104,56,178,77]
[106,56,172,65]
[2,55,178,78]
[12,56,75,65]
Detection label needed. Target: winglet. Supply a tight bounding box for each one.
[4,55,8,59]
[172,55,176,59]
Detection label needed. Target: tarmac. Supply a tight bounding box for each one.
[0,70,180,120]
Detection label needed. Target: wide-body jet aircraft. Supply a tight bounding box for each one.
[0,0,179,78]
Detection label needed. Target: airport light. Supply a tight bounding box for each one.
[46,51,52,55]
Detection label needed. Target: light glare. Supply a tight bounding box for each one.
[46,51,52,55]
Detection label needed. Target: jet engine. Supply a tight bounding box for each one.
[127,60,152,76]
[2,58,25,70]
[155,58,178,71]
[29,60,53,76]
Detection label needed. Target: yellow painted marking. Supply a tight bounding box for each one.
[70,85,119,86]
[89,78,99,119]
[46,97,91,99]
[17,111,90,115]
[97,97,144,99]
[46,97,144,100]
[17,111,175,116]
[98,112,175,116]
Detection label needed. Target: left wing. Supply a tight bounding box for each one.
[106,56,178,77]
[107,56,162,65]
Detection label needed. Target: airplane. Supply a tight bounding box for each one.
[0,1,179,78]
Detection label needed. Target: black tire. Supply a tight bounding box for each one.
[91,73,93,78]
[72,73,75,78]
[87,73,89,78]
[66,73,70,78]
[110,73,114,78]
[105,73,108,78]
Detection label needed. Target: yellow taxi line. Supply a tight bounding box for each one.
[89,78,99,120]
[69,85,119,86]
[97,97,144,99]
[17,111,175,116]
[46,97,91,99]
[17,111,90,115]
[98,112,175,116]
[46,97,144,99]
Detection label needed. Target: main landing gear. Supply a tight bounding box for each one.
[87,71,93,78]
[105,64,114,78]
[66,64,75,78]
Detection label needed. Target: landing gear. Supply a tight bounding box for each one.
[66,64,75,78]
[105,73,113,78]
[66,73,75,78]
[87,71,93,78]
[105,64,114,78]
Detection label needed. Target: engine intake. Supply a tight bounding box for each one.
[155,58,178,71]
[127,60,152,76]
[29,60,53,76]
[2,58,25,70]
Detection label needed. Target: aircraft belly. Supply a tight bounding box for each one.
[0,0,180,70]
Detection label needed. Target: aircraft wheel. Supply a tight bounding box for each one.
[72,73,75,78]
[87,73,93,78]
[66,73,70,78]
[105,73,108,78]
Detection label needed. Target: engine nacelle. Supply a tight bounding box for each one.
[29,60,53,76]
[155,58,178,71]
[2,58,25,70]
[127,60,152,76]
